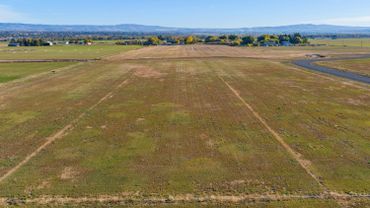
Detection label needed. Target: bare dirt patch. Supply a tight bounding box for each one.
[345,98,367,106]
[36,181,51,190]
[60,167,79,180]
[134,67,166,78]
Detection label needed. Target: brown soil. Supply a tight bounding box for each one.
[134,67,167,78]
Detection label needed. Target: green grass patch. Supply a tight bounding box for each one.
[0,62,73,83]
[310,38,370,47]
[0,45,141,60]
[0,75,19,83]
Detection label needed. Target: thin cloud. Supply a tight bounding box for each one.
[0,4,29,23]
[315,16,370,27]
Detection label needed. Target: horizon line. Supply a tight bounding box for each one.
[1,22,370,29]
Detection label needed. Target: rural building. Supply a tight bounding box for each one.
[44,41,54,46]
[260,41,278,47]
[8,42,20,47]
[79,41,92,45]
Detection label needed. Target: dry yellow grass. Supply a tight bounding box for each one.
[0,45,368,207]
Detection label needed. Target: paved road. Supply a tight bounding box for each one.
[293,55,370,85]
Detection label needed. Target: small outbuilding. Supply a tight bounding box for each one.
[43,41,54,46]
[8,42,20,47]
[260,41,278,47]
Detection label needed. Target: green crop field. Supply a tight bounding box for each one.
[317,58,370,77]
[0,45,142,60]
[310,38,370,48]
[0,45,368,207]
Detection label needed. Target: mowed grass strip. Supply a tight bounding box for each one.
[0,62,74,83]
[0,45,141,60]
[317,58,370,77]
[208,58,370,193]
[0,59,321,197]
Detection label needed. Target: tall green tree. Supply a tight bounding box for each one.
[242,36,256,45]
[205,36,219,43]
[147,36,161,45]
[228,35,239,41]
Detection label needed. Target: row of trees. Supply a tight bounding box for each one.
[204,33,308,46]
[9,38,50,46]
[68,38,93,44]
[9,38,94,46]
[143,33,309,46]
[144,36,197,45]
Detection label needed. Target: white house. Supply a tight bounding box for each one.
[44,41,54,46]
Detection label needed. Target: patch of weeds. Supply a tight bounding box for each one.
[107,111,127,119]
[218,143,251,160]
[167,157,226,192]
[0,75,20,83]
[0,111,39,130]
[167,111,191,125]
[151,102,178,112]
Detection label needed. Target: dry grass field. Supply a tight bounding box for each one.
[310,38,370,48]
[108,45,370,60]
[0,45,369,207]
[317,58,370,77]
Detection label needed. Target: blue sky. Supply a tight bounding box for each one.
[1,0,370,27]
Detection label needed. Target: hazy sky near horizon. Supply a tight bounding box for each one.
[1,0,370,27]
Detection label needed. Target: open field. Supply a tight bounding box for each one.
[310,38,370,48]
[317,58,370,77]
[0,45,369,207]
[0,45,141,60]
[0,62,75,83]
[109,45,370,61]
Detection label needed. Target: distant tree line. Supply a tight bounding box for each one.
[9,38,50,46]
[2,31,370,41]
[7,33,310,47]
[68,38,93,44]
[9,37,94,46]
[141,33,309,46]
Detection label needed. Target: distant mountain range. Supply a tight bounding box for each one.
[1,23,370,34]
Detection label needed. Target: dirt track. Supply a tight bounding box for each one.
[0,59,99,63]
[1,192,369,206]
